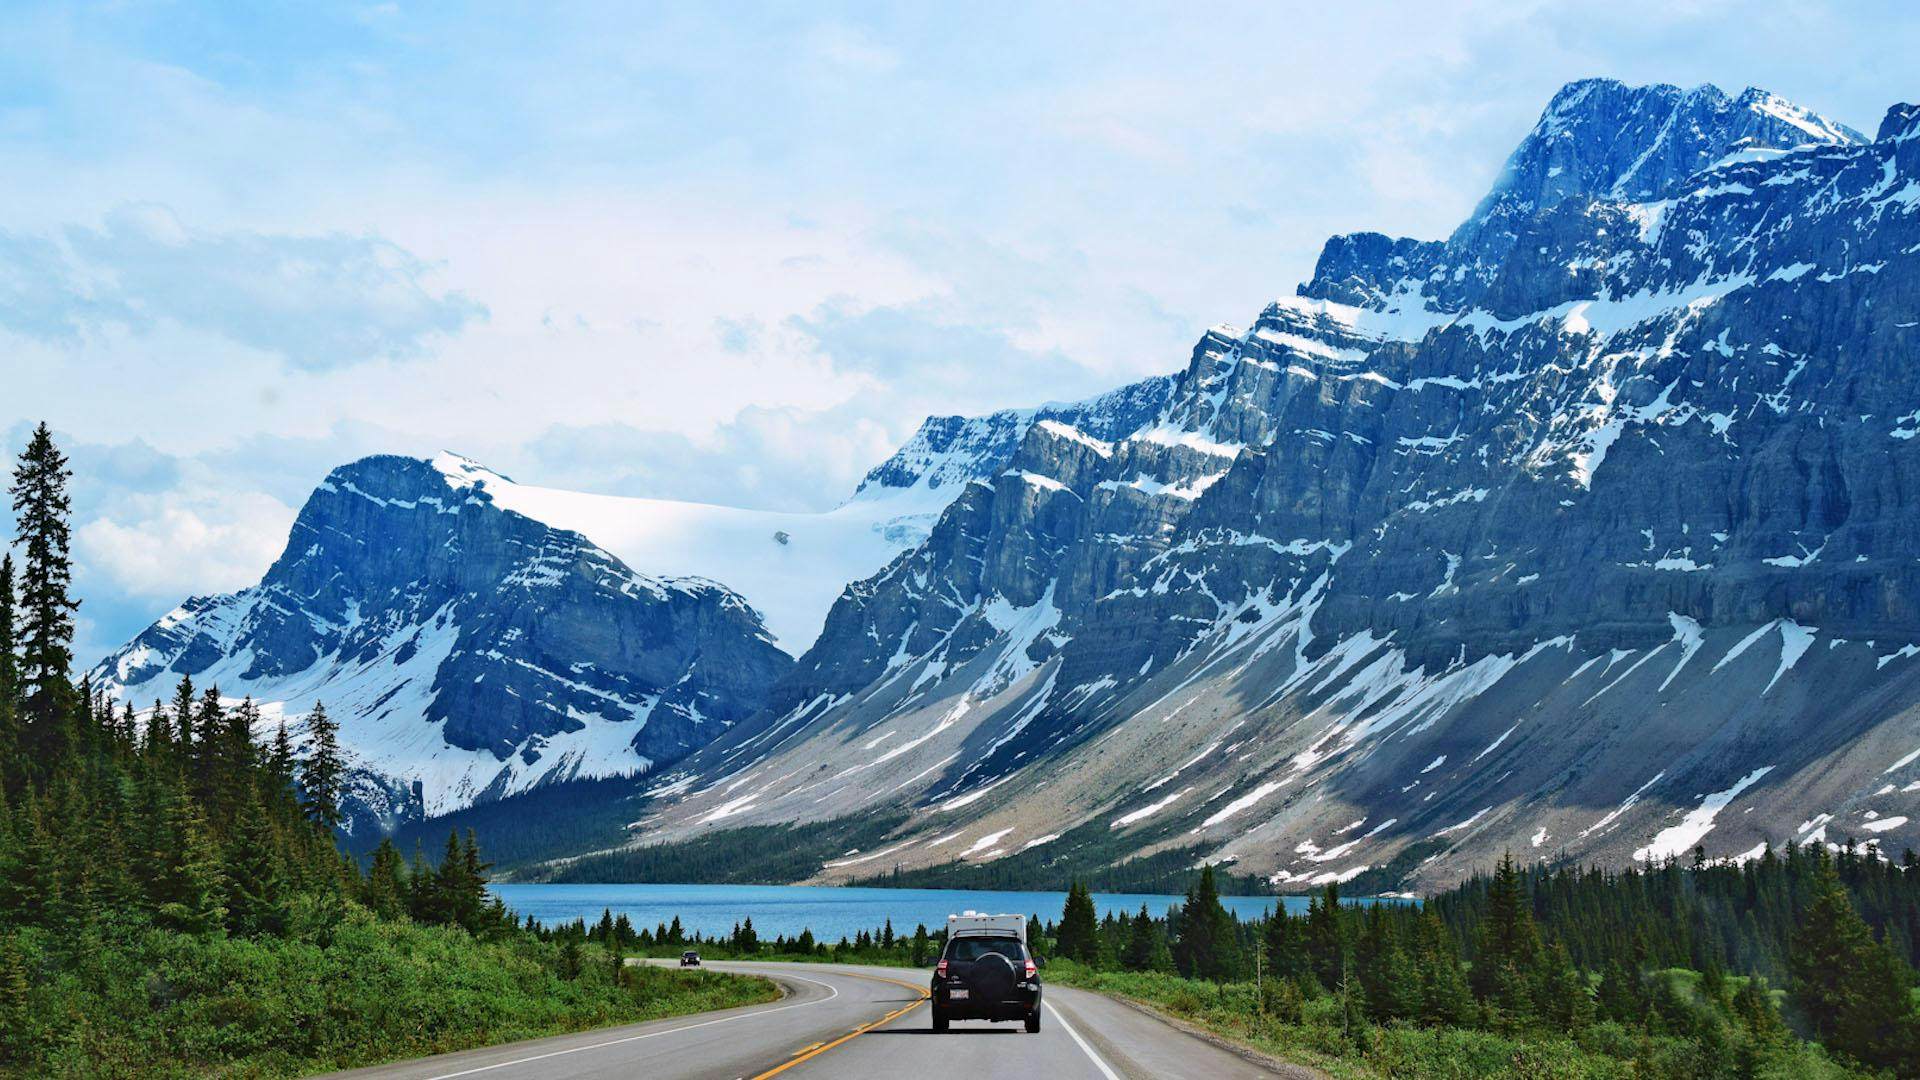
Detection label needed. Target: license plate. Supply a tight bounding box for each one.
[949,989,969,1000]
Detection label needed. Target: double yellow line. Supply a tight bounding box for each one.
[749,971,931,1079]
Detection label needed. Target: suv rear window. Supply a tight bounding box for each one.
[945,936,1024,962]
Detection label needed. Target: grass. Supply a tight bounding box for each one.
[2,907,779,1078]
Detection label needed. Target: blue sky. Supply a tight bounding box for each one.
[4,0,1918,666]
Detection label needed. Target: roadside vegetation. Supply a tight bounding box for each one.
[613,848,1920,1077]
[1041,858,1916,1078]
[0,425,774,1078]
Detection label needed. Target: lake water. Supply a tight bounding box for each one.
[490,882,1323,941]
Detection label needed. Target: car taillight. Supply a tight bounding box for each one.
[1024,959,1037,979]
[936,959,947,978]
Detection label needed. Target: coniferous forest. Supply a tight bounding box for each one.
[1026,857,1920,1078]
[0,425,773,1077]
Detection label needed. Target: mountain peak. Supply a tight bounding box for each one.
[1879,102,1920,143]
[1448,77,1862,273]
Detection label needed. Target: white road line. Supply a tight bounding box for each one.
[421,972,841,1080]
[1046,1002,1123,1080]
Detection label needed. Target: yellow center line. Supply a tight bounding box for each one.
[748,970,930,1080]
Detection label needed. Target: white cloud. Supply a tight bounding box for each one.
[0,204,484,370]
[75,486,295,600]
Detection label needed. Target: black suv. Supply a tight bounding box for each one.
[929,933,1042,1033]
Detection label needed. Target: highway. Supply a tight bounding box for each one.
[323,960,1319,1080]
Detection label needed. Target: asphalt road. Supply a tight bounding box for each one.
[322,960,1315,1080]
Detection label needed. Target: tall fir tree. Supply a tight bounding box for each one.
[1173,864,1240,981]
[9,424,78,765]
[1305,882,1349,989]
[1056,881,1100,963]
[1790,862,1919,1071]
[300,702,344,829]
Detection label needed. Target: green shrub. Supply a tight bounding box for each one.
[1,908,776,1078]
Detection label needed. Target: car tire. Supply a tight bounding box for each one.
[932,1008,948,1033]
[1025,1008,1041,1033]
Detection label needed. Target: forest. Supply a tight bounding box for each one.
[607,854,1920,1076]
[0,425,771,1077]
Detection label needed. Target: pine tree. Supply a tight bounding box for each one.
[1173,865,1240,981]
[1471,853,1540,1024]
[1533,940,1594,1030]
[9,424,78,766]
[1123,904,1160,972]
[1264,907,1306,980]
[911,923,930,966]
[363,838,406,920]
[169,676,197,759]
[300,702,343,829]
[224,793,289,937]
[266,720,295,797]
[1790,865,1919,1071]
[558,935,584,980]
[151,779,228,935]
[1305,883,1348,989]
[1057,881,1099,964]
[1596,958,1646,1025]
[1412,908,1474,1025]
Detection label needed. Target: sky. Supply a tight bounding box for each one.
[3,0,1917,667]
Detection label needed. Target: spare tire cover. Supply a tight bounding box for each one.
[967,951,1017,1002]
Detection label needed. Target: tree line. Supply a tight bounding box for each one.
[0,424,527,1067]
[1036,855,1919,1075]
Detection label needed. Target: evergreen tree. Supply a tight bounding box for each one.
[1596,958,1646,1025]
[363,838,406,920]
[1471,853,1540,1024]
[558,935,584,980]
[1173,864,1240,981]
[1123,904,1159,972]
[1789,864,1919,1071]
[1057,881,1100,964]
[150,780,227,935]
[300,702,343,829]
[169,676,197,758]
[1412,908,1474,1026]
[1264,906,1306,981]
[1305,883,1348,989]
[224,794,289,937]
[9,424,77,762]
[911,923,930,966]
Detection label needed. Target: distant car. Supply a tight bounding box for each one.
[930,915,1041,1033]
[680,950,701,966]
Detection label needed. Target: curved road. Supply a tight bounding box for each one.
[323,960,1315,1080]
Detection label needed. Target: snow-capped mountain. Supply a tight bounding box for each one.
[620,80,1920,891]
[94,454,797,830]
[93,384,1179,830]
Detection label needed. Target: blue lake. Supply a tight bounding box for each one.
[490,882,1331,941]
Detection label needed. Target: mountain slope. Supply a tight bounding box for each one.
[94,453,796,830]
[616,80,1920,891]
[92,383,1178,831]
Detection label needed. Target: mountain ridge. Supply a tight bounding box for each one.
[95,79,1920,893]
[606,81,1920,891]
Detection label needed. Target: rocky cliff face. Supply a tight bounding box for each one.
[94,453,793,832]
[631,81,1920,890]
